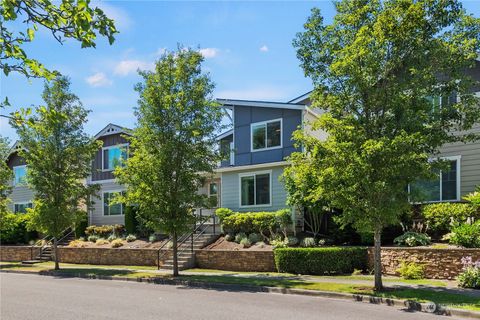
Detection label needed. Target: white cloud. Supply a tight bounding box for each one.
[199,48,219,59]
[85,72,112,87]
[114,60,154,76]
[94,2,132,30]
[259,45,269,52]
[216,86,293,101]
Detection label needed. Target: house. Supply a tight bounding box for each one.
[5,141,34,214]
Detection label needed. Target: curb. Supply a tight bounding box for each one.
[1,269,479,319]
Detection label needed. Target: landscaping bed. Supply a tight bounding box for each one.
[66,238,169,249]
[203,235,273,251]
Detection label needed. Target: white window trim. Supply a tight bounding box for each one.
[101,144,128,172]
[102,190,125,216]
[250,118,283,153]
[14,201,32,213]
[12,165,27,186]
[238,170,272,208]
[410,155,461,203]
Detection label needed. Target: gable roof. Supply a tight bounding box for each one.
[288,91,312,104]
[216,129,233,140]
[94,123,131,139]
[216,98,306,110]
[6,140,22,159]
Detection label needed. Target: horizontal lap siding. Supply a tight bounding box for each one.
[221,166,288,212]
[7,186,34,211]
[89,181,125,226]
[437,125,480,196]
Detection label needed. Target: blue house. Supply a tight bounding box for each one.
[203,92,324,230]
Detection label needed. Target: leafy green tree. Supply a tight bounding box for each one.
[12,76,100,269]
[0,136,12,221]
[292,0,480,290]
[0,0,117,80]
[115,48,224,276]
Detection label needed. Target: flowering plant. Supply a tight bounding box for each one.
[457,256,480,289]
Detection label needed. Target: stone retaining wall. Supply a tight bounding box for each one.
[195,250,275,272]
[368,247,480,279]
[0,246,40,262]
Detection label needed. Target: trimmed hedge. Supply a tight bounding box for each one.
[274,247,368,275]
[219,208,291,236]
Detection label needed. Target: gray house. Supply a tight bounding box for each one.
[5,142,34,214]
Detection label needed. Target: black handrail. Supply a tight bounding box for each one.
[29,227,72,260]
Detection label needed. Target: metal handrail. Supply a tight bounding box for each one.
[29,227,72,260]
[57,228,74,245]
[156,213,216,269]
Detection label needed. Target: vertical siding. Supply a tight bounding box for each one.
[89,181,125,226]
[91,133,129,182]
[436,124,480,197]
[220,165,288,212]
[6,153,34,211]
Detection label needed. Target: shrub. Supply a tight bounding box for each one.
[224,233,235,242]
[68,240,87,248]
[107,234,117,242]
[396,261,425,279]
[240,237,252,248]
[275,209,292,237]
[125,234,137,242]
[301,237,316,248]
[449,221,480,248]
[274,247,368,275]
[235,232,247,244]
[247,233,261,244]
[149,234,157,243]
[74,216,88,238]
[0,212,37,244]
[111,239,123,248]
[422,203,477,234]
[215,208,234,221]
[87,235,99,243]
[394,232,431,247]
[317,239,327,246]
[287,236,299,247]
[220,209,291,237]
[457,256,480,289]
[84,224,125,237]
[270,238,288,248]
[124,206,138,235]
[95,238,109,245]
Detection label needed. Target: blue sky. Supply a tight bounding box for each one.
[1,1,479,142]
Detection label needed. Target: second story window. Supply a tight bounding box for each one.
[102,145,128,171]
[251,119,282,151]
[14,202,32,214]
[13,165,27,186]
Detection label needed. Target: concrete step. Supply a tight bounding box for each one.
[21,260,42,265]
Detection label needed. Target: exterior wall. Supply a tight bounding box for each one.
[233,106,301,166]
[91,133,129,182]
[436,124,480,197]
[6,152,34,212]
[89,180,125,226]
[195,249,275,272]
[220,165,288,212]
[0,246,40,262]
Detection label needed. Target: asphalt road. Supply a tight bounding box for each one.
[0,273,461,320]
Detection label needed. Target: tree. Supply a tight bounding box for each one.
[0,0,117,80]
[292,0,480,290]
[0,136,12,218]
[12,76,99,270]
[115,48,224,276]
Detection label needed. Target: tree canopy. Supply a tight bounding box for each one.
[291,0,480,290]
[115,48,225,276]
[12,76,99,269]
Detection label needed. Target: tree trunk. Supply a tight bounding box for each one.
[172,230,179,277]
[53,237,59,270]
[373,227,383,291]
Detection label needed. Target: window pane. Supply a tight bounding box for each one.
[252,124,266,150]
[103,193,110,215]
[255,174,270,205]
[14,167,26,185]
[15,203,32,214]
[442,160,457,200]
[109,202,122,215]
[266,121,281,148]
[109,147,122,169]
[209,183,217,195]
[103,149,109,169]
[410,171,440,202]
[241,176,255,206]
[104,192,123,215]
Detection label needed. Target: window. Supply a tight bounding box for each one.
[13,165,27,186]
[240,171,271,207]
[102,145,128,171]
[427,94,457,114]
[103,191,125,216]
[209,183,218,207]
[14,202,32,214]
[251,119,281,151]
[410,156,460,202]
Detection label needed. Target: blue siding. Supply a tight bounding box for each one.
[221,166,288,212]
[233,106,301,166]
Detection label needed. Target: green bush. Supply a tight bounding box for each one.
[270,238,288,248]
[287,236,299,246]
[124,206,138,235]
[396,261,425,279]
[248,233,261,244]
[215,208,234,221]
[74,216,88,238]
[449,222,480,248]
[301,237,316,248]
[107,234,117,242]
[422,203,477,234]
[110,239,123,248]
[240,237,252,248]
[234,232,247,244]
[224,233,234,242]
[87,235,99,242]
[220,209,291,237]
[125,234,137,242]
[85,224,125,237]
[274,247,367,275]
[0,213,37,244]
[393,232,431,247]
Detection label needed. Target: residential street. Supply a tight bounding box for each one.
[0,273,462,320]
